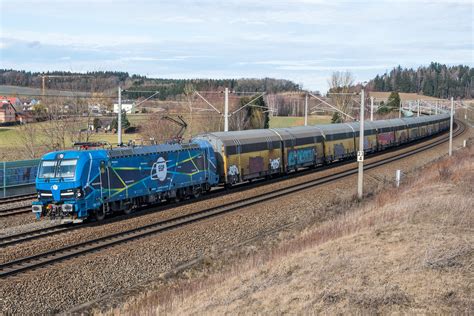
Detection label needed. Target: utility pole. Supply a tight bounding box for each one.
[435,101,438,115]
[357,89,365,200]
[304,92,308,126]
[224,87,229,132]
[370,96,374,121]
[41,75,46,98]
[449,97,454,156]
[417,100,420,117]
[118,86,122,146]
[399,100,402,118]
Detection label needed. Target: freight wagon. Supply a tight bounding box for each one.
[33,113,450,222]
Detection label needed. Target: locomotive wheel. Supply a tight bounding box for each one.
[94,208,106,221]
[123,207,133,215]
[192,189,201,199]
[174,190,181,203]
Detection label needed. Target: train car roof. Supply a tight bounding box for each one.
[371,118,408,129]
[41,149,107,161]
[107,143,199,157]
[199,129,282,145]
[316,123,355,134]
[271,126,323,139]
[345,121,377,130]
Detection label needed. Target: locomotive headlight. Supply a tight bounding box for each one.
[62,204,73,213]
[37,192,41,199]
[75,188,84,199]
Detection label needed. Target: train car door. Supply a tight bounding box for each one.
[99,160,111,201]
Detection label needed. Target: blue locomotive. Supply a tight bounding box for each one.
[32,140,218,223]
[33,113,450,223]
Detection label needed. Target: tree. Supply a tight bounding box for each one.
[110,111,131,131]
[230,95,269,130]
[331,112,343,123]
[183,83,195,137]
[367,63,473,99]
[377,92,400,114]
[93,118,102,131]
[18,122,39,158]
[327,71,355,122]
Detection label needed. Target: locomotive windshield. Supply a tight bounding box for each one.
[38,159,78,179]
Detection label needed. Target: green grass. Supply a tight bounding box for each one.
[0,127,22,147]
[269,116,331,128]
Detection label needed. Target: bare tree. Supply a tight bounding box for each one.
[183,83,195,137]
[18,122,39,159]
[141,113,180,142]
[328,71,355,122]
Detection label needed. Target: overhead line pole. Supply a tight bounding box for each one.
[224,88,229,132]
[357,89,365,200]
[304,92,308,126]
[449,97,454,156]
[370,96,374,121]
[118,86,122,146]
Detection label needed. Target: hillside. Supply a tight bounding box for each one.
[368,63,473,99]
[368,92,442,102]
[0,85,91,98]
[0,70,300,100]
[114,145,473,314]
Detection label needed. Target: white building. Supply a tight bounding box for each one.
[113,102,135,114]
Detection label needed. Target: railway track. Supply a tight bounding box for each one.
[0,224,74,247]
[0,120,466,278]
[0,122,461,247]
[0,194,36,206]
[0,205,31,218]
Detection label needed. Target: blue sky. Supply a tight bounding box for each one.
[0,0,472,91]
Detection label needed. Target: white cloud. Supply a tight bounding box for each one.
[2,31,157,49]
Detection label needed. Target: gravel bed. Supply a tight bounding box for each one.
[0,219,60,239]
[0,134,447,264]
[1,127,471,314]
[0,212,37,230]
[0,199,34,211]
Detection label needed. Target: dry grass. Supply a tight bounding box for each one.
[102,145,473,315]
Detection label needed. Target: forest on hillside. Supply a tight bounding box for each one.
[368,63,473,99]
[0,69,300,100]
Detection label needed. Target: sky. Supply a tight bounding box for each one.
[0,0,472,91]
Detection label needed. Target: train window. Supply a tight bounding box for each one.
[38,160,57,178]
[57,159,78,178]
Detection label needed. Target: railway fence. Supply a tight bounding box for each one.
[0,159,39,198]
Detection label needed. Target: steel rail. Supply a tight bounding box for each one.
[0,194,36,206]
[0,206,31,218]
[0,121,461,247]
[0,121,466,278]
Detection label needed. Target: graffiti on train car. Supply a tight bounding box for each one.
[288,148,315,166]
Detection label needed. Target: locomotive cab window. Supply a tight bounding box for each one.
[38,159,78,179]
[38,160,57,178]
[57,159,78,178]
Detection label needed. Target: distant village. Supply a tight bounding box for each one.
[0,95,138,130]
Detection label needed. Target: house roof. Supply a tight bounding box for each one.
[1,101,17,112]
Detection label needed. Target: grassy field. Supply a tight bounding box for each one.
[269,115,331,128]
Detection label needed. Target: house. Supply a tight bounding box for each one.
[113,100,136,114]
[0,101,17,123]
[16,111,35,123]
[88,103,106,115]
[2,96,22,107]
